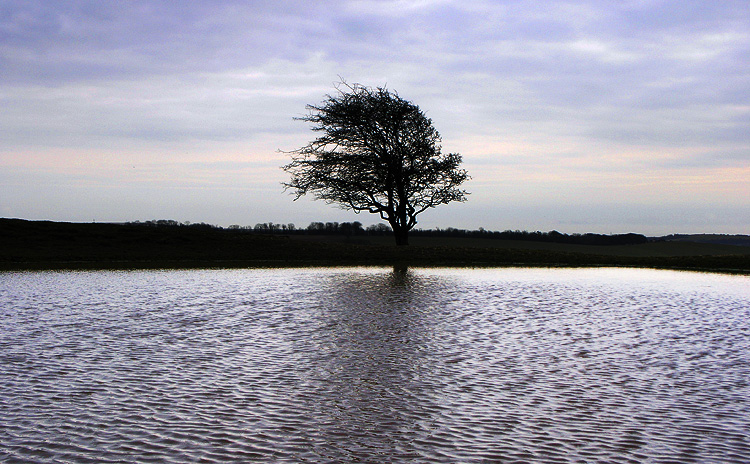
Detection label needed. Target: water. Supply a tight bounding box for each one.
[1,267,749,463]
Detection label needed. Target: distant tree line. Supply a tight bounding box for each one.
[410,227,648,246]
[126,220,392,236]
[126,219,217,230]
[126,220,647,245]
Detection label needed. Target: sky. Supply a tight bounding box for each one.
[1,0,749,235]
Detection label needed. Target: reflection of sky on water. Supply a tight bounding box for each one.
[1,267,749,463]
[289,267,750,462]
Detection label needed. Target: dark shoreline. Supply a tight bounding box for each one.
[5,259,750,276]
[2,218,749,274]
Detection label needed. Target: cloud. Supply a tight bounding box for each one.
[0,0,334,84]
[1,0,748,233]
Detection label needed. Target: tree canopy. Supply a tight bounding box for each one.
[282,82,469,245]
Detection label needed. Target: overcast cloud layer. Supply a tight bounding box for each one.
[2,0,749,234]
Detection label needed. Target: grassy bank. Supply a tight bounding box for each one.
[2,218,749,273]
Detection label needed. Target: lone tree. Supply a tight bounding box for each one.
[282,82,469,246]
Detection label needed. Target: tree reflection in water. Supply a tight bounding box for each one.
[296,267,459,461]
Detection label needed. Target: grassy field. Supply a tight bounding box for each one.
[2,218,749,273]
[294,234,750,257]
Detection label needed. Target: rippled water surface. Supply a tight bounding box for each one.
[1,267,749,463]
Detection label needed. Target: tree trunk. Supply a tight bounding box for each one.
[393,226,409,246]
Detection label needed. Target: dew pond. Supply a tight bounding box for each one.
[1,267,749,463]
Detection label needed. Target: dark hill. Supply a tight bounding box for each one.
[657,234,750,247]
[2,218,749,273]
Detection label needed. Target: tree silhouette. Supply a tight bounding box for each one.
[283,82,469,245]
